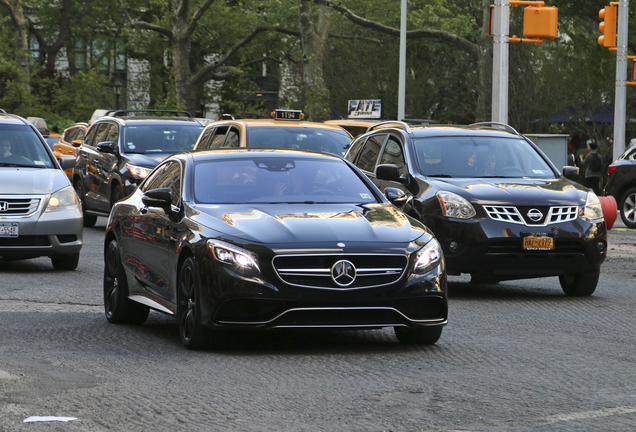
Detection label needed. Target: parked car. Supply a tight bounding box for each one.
[73,110,204,227]
[345,121,607,296]
[193,110,353,156]
[604,139,636,228]
[52,122,88,179]
[103,148,448,349]
[0,110,83,270]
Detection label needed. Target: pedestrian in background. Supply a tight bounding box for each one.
[579,140,602,195]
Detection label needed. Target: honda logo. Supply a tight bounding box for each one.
[0,201,8,212]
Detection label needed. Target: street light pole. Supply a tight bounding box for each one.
[492,0,509,124]
[397,0,407,121]
[613,0,629,160]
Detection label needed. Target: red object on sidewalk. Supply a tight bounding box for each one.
[599,195,617,230]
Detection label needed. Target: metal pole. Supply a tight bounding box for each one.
[397,0,407,121]
[492,0,509,124]
[613,0,629,161]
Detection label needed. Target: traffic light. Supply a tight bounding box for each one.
[598,4,617,48]
[523,6,558,40]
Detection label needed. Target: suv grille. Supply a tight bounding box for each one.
[273,254,408,289]
[484,205,578,226]
[0,196,41,216]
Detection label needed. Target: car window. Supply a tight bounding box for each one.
[245,127,352,156]
[355,134,386,172]
[94,123,111,145]
[142,160,182,206]
[413,136,556,178]
[84,125,99,147]
[226,127,240,147]
[194,127,215,150]
[105,123,119,144]
[0,124,56,168]
[621,144,636,161]
[379,136,406,177]
[123,124,204,153]
[193,157,378,204]
[209,126,230,149]
[346,135,367,163]
[75,128,86,141]
[63,128,78,143]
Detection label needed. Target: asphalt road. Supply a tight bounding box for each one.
[0,216,635,431]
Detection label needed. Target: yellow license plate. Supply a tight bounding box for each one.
[523,235,554,250]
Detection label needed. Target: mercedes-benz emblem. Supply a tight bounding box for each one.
[527,208,543,222]
[331,260,356,287]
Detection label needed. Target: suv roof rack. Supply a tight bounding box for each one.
[105,109,194,119]
[468,122,520,136]
[367,120,412,134]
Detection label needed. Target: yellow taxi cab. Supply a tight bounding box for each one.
[323,119,382,137]
[52,122,88,179]
[192,110,354,156]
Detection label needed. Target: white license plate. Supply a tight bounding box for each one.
[0,223,19,237]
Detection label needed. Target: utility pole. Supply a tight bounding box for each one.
[398,0,407,121]
[491,0,509,124]
[613,0,629,160]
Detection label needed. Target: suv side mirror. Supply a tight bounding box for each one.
[72,139,83,148]
[562,166,579,181]
[142,188,173,213]
[96,141,116,153]
[376,164,401,182]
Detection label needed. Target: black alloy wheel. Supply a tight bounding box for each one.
[103,239,149,324]
[74,180,97,228]
[394,326,443,345]
[558,268,600,296]
[178,258,213,350]
[619,187,636,228]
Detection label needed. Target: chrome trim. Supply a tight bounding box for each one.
[129,295,174,315]
[484,205,578,227]
[0,195,43,218]
[217,306,447,326]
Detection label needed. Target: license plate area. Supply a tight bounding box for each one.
[522,233,554,250]
[0,222,19,238]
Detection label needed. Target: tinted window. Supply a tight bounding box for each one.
[0,124,56,168]
[621,144,636,161]
[413,136,556,178]
[63,128,78,143]
[142,161,182,206]
[245,127,352,156]
[194,157,377,204]
[356,134,386,172]
[122,124,204,153]
[379,136,406,177]
[347,136,367,163]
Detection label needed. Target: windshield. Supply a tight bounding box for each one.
[0,124,55,168]
[245,127,352,156]
[122,124,204,154]
[194,157,377,204]
[413,136,556,179]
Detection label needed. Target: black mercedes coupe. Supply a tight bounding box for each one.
[103,148,447,349]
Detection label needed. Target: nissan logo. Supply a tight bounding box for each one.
[331,260,357,287]
[0,201,7,212]
[527,208,543,222]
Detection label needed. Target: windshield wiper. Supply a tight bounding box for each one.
[0,163,38,168]
[427,174,453,178]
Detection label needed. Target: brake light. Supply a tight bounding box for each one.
[608,164,618,175]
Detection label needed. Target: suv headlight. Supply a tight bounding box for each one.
[583,192,604,222]
[414,238,442,274]
[208,240,260,275]
[436,191,476,219]
[127,163,152,179]
[45,186,80,212]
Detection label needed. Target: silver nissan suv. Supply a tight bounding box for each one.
[0,110,83,270]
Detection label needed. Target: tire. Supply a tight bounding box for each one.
[74,181,97,228]
[619,187,636,228]
[394,326,443,345]
[103,239,149,324]
[558,268,600,296]
[111,185,124,209]
[178,258,219,350]
[51,253,80,270]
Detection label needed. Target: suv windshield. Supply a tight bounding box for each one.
[122,124,204,154]
[194,157,377,204]
[0,124,55,168]
[414,136,556,179]
[245,127,351,156]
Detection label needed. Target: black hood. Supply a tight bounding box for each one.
[124,152,172,167]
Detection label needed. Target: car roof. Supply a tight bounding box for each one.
[0,112,35,127]
[96,117,203,126]
[365,121,522,139]
[205,118,353,133]
[186,147,344,161]
[324,119,381,127]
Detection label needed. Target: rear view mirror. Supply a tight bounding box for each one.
[72,139,83,147]
[562,166,579,181]
[376,164,401,182]
[142,188,173,213]
[384,187,408,206]
[58,155,76,170]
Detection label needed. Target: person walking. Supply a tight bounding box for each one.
[579,140,603,195]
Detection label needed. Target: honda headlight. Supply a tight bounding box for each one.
[127,163,152,179]
[414,238,442,274]
[45,186,80,212]
[583,192,604,222]
[208,240,260,275]
[436,191,476,219]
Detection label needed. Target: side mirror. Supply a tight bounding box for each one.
[96,141,116,153]
[376,164,401,182]
[562,166,579,181]
[58,155,76,170]
[142,188,173,213]
[384,187,408,206]
[72,139,83,148]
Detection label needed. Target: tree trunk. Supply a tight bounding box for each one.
[299,0,331,122]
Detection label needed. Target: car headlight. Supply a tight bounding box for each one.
[127,163,152,179]
[414,238,442,274]
[208,240,260,275]
[45,186,80,212]
[436,191,476,219]
[583,192,604,222]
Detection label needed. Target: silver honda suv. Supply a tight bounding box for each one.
[0,110,83,270]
